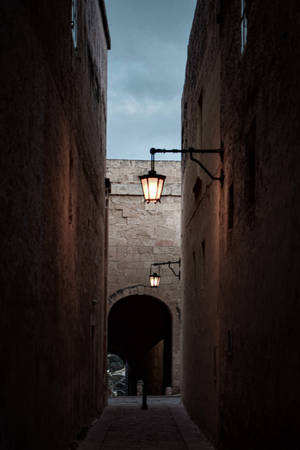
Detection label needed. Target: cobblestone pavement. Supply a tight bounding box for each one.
[76,396,215,450]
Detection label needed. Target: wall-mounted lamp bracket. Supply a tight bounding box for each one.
[150,258,181,280]
[150,142,224,185]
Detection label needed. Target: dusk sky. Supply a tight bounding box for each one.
[105,0,197,160]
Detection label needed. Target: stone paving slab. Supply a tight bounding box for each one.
[76,397,215,450]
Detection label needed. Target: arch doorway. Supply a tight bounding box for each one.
[108,295,172,395]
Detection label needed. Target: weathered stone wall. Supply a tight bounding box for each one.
[181,0,222,442]
[106,159,182,393]
[0,1,109,449]
[182,0,300,448]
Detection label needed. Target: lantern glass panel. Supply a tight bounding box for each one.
[141,177,149,200]
[140,171,166,203]
[149,273,160,287]
[157,178,164,200]
[148,176,160,201]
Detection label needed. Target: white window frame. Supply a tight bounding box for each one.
[241,0,248,54]
[71,0,78,49]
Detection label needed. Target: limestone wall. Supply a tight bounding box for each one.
[181,0,221,441]
[106,159,182,392]
[0,1,109,449]
[181,0,300,448]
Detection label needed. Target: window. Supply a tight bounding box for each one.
[192,250,197,285]
[71,0,78,49]
[193,177,202,202]
[228,183,234,230]
[68,149,73,225]
[213,346,217,384]
[201,240,206,288]
[241,0,248,54]
[227,330,233,356]
[244,119,256,205]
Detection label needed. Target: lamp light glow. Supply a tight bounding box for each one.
[139,170,166,203]
[149,272,160,287]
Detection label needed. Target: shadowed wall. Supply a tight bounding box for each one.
[182,0,300,448]
[0,1,110,449]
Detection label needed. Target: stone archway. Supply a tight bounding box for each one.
[108,294,172,395]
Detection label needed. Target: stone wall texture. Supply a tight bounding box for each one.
[106,159,182,393]
[0,1,110,449]
[182,0,300,449]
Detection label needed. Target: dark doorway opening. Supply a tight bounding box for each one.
[108,295,172,395]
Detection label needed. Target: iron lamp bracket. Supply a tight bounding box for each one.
[150,259,181,280]
[150,142,224,184]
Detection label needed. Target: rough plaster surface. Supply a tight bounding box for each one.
[0,1,109,449]
[106,159,182,392]
[181,0,300,449]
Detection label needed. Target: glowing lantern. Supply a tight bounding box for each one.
[149,272,160,288]
[139,170,166,203]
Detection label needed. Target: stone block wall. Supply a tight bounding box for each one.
[182,0,300,448]
[0,1,110,449]
[181,0,221,441]
[106,159,182,392]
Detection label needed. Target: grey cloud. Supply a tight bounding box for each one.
[105,0,196,159]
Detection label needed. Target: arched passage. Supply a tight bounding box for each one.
[108,294,172,395]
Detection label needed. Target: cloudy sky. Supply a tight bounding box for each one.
[105,0,197,160]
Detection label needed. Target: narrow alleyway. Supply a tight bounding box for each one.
[76,397,215,450]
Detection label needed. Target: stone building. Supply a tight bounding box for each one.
[106,159,182,395]
[0,1,110,449]
[181,0,300,449]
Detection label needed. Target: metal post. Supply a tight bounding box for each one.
[141,379,148,410]
[150,151,155,172]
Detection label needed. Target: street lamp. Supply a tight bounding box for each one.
[139,156,166,203]
[149,259,181,287]
[139,144,224,203]
[149,272,160,288]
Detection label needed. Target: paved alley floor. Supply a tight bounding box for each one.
[76,396,215,450]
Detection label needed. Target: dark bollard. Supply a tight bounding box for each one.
[141,380,148,410]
